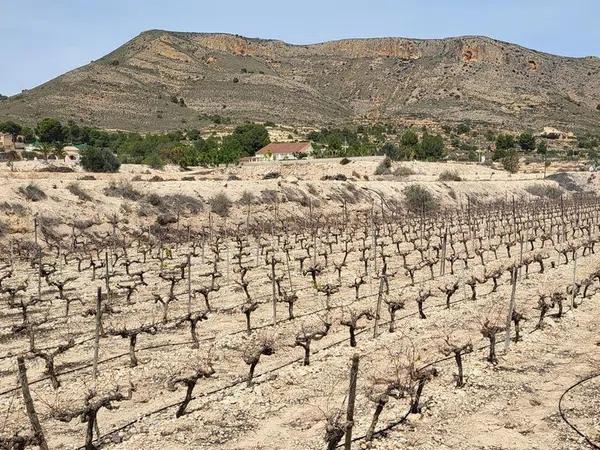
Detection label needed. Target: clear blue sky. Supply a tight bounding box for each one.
[1,0,598,95]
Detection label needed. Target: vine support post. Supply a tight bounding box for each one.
[373,275,385,338]
[344,353,360,450]
[571,250,577,308]
[17,356,49,450]
[187,253,192,315]
[440,229,447,276]
[104,251,110,305]
[270,257,277,326]
[93,286,102,380]
[504,265,518,351]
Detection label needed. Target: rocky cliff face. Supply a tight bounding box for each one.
[1,31,599,132]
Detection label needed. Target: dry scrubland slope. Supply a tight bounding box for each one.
[1,31,599,131]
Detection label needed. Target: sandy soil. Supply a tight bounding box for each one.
[0,159,598,450]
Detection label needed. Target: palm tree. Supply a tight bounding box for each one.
[38,143,52,163]
[53,144,66,161]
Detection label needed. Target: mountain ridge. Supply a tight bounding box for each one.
[1,30,599,132]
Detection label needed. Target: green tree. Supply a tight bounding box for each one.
[517,132,536,152]
[400,129,419,147]
[36,118,65,143]
[21,127,35,143]
[495,133,515,151]
[378,142,402,160]
[232,123,270,156]
[536,140,548,154]
[502,149,520,173]
[0,121,22,138]
[144,152,165,169]
[37,143,53,162]
[186,129,201,141]
[416,133,444,160]
[220,135,243,165]
[80,147,121,172]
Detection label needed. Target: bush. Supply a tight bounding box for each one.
[321,174,347,181]
[37,165,74,173]
[263,171,280,180]
[378,142,402,160]
[416,133,444,160]
[81,147,120,173]
[374,156,392,175]
[496,134,515,151]
[156,214,178,226]
[67,183,92,202]
[438,170,462,181]
[393,166,415,177]
[144,152,164,170]
[19,184,47,202]
[104,181,143,201]
[209,192,232,217]
[502,150,520,173]
[403,185,438,213]
[340,157,351,165]
[518,132,536,152]
[400,129,419,146]
[525,184,563,199]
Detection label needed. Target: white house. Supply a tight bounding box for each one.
[255,142,313,161]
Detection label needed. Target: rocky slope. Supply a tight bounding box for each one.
[1,30,599,132]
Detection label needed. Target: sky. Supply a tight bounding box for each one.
[1,0,599,96]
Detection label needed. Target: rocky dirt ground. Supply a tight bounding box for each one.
[0,158,599,450]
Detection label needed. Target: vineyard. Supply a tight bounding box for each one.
[1,186,600,449]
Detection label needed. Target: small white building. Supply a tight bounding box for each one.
[0,133,14,150]
[63,145,81,164]
[255,142,313,161]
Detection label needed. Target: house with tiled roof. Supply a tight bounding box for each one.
[255,142,313,161]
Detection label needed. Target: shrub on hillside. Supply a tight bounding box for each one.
[67,183,92,202]
[321,174,347,181]
[209,192,232,217]
[263,171,280,180]
[19,184,47,202]
[81,147,120,173]
[438,170,462,181]
[525,184,563,199]
[374,156,392,175]
[403,185,438,213]
[393,166,415,177]
[502,150,520,173]
[104,181,143,201]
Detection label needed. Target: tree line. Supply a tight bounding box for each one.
[0,119,271,171]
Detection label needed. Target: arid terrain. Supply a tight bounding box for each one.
[0,157,599,450]
[1,31,599,132]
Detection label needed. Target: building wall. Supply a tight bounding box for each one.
[0,134,14,150]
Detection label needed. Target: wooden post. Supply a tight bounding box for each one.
[17,356,49,450]
[344,354,360,450]
[440,229,447,276]
[504,265,518,351]
[34,217,42,302]
[271,257,277,326]
[104,251,110,305]
[571,250,577,308]
[187,254,192,315]
[93,287,102,379]
[373,276,385,338]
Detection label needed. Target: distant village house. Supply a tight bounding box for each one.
[254,142,313,161]
[0,133,25,160]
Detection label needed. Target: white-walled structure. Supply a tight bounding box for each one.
[255,142,313,161]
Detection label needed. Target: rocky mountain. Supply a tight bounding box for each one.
[1,30,599,132]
